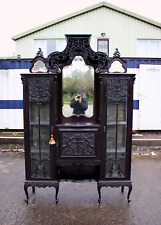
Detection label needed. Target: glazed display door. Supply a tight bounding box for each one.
[104,76,133,180]
[23,74,57,181]
[97,73,135,204]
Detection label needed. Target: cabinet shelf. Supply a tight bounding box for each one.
[30,122,50,126]
[30,149,50,154]
[106,148,126,153]
[107,121,126,125]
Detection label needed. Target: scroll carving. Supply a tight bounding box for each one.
[28,79,50,102]
[47,35,109,73]
[30,153,51,179]
[61,132,95,156]
[106,79,128,103]
[106,153,126,178]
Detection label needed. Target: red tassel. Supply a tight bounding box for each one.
[49,128,56,145]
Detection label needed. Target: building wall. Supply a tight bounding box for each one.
[0,69,27,129]
[0,60,161,130]
[15,6,161,58]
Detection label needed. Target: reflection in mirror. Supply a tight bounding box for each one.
[31,60,48,73]
[108,60,125,73]
[63,56,94,117]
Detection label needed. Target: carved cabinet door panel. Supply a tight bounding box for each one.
[100,75,135,180]
[22,74,57,181]
[57,128,99,159]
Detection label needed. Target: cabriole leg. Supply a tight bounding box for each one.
[24,184,29,204]
[127,183,132,203]
[55,183,59,204]
[97,182,101,204]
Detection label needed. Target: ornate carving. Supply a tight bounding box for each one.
[36,48,44,57]
[28,78,50,102]
[24,181,59,204]
[29,48,49,73]
[25,181,59,189]
[29,36,129,74]
[97,180,132,204]
[107,48,127,73]
[30,153,51,179]
[113,48,121,57]
[105,153,126,178]
[47,35,109,73]
[61,132,95,156]
[106,79,128,103]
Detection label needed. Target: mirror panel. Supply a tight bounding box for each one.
[62,56,94,117]
[31,60,48,73]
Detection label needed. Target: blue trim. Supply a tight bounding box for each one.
[133,100,139,110]
[0,59,32,70]
[0,58,161,70]
[0,99,139,110]
[124,58,161,68]
[0,100,23,109]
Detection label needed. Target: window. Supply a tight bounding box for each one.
[137,40,161,57]
[97,39,109,55]
[34,39,66,57]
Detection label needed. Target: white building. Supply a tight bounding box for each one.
[12,2,161,59]
[0,2,161,130]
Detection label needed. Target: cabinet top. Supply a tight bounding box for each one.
[27,34,132,75]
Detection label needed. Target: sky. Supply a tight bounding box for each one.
[1,0,161,57]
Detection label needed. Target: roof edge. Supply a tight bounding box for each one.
[12,1,161,41]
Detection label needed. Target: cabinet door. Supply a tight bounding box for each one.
[26,77,55,180]
[104,78,131,179]
[58,128,99,158]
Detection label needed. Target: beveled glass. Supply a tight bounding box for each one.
[106,100,127,178]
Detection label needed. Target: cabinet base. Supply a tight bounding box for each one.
[97,180,132,204]
[24,180,59,204]
[24,180,132,204]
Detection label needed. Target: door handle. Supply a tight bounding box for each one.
[49,127,56,145]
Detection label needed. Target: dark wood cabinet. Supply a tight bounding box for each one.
[22,35,135,204]
[97,74,135,203]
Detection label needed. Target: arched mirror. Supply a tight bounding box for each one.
[62,56,94,117]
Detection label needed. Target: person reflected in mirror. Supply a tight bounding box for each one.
[70,91,88,115]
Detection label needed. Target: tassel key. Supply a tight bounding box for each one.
[49,128,56,145]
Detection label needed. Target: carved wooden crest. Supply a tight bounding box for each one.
[29,35,127,74]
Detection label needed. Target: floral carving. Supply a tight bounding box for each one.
[61,132,95,156]
[47,35,109,73]
[106,79,128,103]
[105,153,126,178]
[28,78,50,102]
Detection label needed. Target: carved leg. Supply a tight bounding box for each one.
[24,184,29,204]
[121,186,124,193]
[97,182,101,204]
[55,183,59,204]
[127,184,132,203]
[32,186,35,193]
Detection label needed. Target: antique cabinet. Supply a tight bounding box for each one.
[21,35,135,204]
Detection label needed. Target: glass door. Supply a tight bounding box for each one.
[105,78,128,179]
[28,78,52,179]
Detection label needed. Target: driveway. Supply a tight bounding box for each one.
[0,151,161,225]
